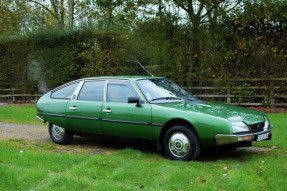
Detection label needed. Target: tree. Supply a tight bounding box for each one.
[27,0,90,30]
[0,0,30,34]
[170,0,242,81]
[219,0,287,79]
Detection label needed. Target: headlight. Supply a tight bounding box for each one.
[264,116,270,130]
[231,122,250,133]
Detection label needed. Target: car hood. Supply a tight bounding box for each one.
[157,101,265,125]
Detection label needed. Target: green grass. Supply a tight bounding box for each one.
[0,105,286,190]
[0,104,37,124]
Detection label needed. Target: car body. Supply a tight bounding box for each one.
[36,76,272,160]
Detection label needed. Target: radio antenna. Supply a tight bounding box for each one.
[126,60,154,77]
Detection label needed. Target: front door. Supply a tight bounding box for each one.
[65,80,105,134]
[102,80,152,140]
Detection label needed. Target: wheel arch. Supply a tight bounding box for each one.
[48,122,73,145]
[156,118,201,151]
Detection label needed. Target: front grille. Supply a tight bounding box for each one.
[249,122,265,133]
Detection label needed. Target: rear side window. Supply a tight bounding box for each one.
[51,82,79,99]
[77,81,105,101]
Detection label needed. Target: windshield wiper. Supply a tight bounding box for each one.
[150,97,183,102]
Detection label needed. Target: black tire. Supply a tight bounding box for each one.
[48,123,73,145]
[163,124,201,161]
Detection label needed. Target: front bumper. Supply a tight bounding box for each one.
[215,130,272,145]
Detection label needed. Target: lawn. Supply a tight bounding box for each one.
[0,104,286,190]
[0,104,37,124]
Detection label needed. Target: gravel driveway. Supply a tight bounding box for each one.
[0,122,118,154]
[0,122,49,142]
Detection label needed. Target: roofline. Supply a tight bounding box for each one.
[81,76,164,81]
[51,76,165,92]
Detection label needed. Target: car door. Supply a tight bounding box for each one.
[102,80,152,140]
[45,82,80,127]
[65,80,105,134]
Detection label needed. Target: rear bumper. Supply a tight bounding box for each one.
[215,130,272,145]
[36,115,46,123]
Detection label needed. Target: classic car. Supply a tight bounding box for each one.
[36,76,272,161]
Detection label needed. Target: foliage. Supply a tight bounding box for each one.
[0,35,31,89]
[0,0,287,99]
[28,30,75,88]
[75,29,129,78]
[219,0,287,79]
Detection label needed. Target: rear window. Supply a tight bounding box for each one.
[51,82,79,99]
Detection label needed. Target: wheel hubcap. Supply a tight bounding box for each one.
[169,132,190,158]
[51,124,65,140]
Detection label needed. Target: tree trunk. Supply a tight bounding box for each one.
[68,0,75,30]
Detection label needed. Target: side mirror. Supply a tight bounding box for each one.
[128,97,142,107]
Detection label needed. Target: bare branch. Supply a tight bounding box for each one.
[225,0,243,13]
[201,0,242,20]
[196,2,205,18]
[199,4,216,20]
[27,0,57,19]
[173,0,189,13]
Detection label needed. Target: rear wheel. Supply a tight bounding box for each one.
[164,124,201,161]
[48,123,73,144]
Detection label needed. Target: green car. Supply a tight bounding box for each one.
[36,76,272,161]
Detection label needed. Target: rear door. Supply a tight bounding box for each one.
[102,80,152,140]
[45,82,80,127]
[65,80,105,134]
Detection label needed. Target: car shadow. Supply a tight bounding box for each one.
[66,136,270,161]
[67,136,157,154]
[199,146,273,162]
[199,148,250,162]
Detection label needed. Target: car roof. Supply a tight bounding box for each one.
[82,76,164,81]
[52,76,165,92]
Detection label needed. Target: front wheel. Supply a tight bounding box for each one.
[164,125,201,161]
[48,123,73,145]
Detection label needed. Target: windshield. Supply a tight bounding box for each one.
[136,79,197,103]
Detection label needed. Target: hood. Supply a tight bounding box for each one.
[157,101,265,125]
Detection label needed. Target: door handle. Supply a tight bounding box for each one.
[69,106,77,111]
[102,108,112,113]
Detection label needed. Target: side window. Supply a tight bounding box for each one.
[51,82,79,99]
[77,81,105,101]
[107,81,139,103]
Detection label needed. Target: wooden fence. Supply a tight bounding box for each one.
[182,78,287,107]
[0,78,286,106]
[0,83,41,103]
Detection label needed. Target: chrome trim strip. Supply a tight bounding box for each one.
[129,80,147,103]
[66,115,99,121]
[38,112,162,126]
[104,80,108,102]
[36,115,45,123]
[37,112,65,117]
[102,118,149,125]
[151,123,162,127]
[73,80,85,100]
